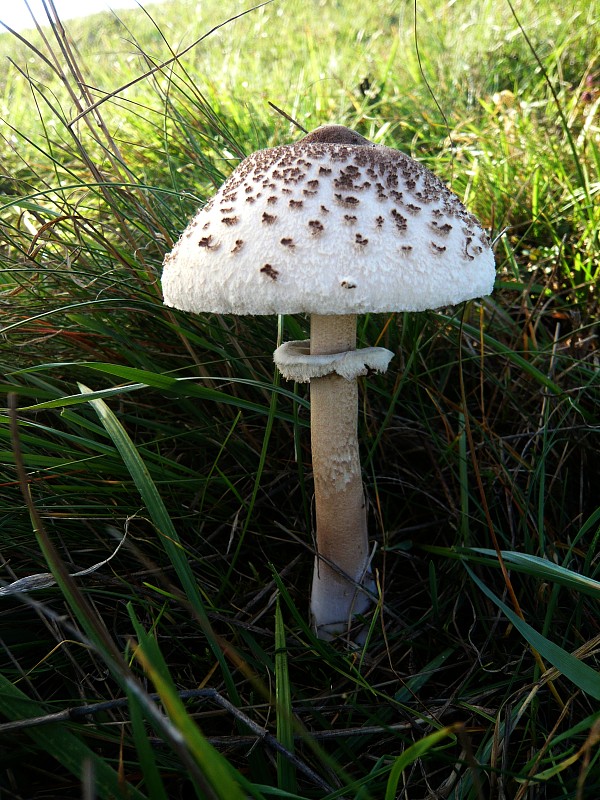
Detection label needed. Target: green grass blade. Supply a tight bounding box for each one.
[275,598,297,794]
[224,366,282,586]
[471,548,600,598]
[127,689,170,800]
[15,382,148,410]
[11,363,308,422]
[425,546,600,599]
[465,565,600,700]
[128,605,258,800]
[78,382,207,616]
[444,315,594,421]
[395,648,456,703]
[77,382,242,706]
[0,673,147,800]
[384,726,459,800]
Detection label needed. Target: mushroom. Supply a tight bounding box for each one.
[162,124,495,641]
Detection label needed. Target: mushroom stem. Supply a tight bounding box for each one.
[309,314,374,639]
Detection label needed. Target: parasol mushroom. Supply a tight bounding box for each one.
[162,124,495,641]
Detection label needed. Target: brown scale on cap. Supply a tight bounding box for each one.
[260,264,279,280]
[390,209,407,232]
[334,194,360,207]
[340,280,357,289]
[309,220,324,235]
[463,238,475,261]
[289,199,304,209]
[355,234,369,246]
[320,205,330,214]
[262,212,277,225]
[465,236,485,261]
[319,166,332,176]
[334,167,361,190]
[222,216,239,226]
[267,196,278,205]
[431,221,452,235]
[283,167,306,183]
[344,214,357,224]
[198,235,219,250]
[231,239,244,254]
[280,238,295,248]
[431,242,447,254]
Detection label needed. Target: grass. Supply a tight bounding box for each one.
[0,0,599,796]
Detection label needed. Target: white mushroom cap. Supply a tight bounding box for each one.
[162,125,495,315]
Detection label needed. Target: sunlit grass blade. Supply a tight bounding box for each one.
[128,604,260,800]
[10,362,308,422]
[78,382,207,614]
[77,382,242,704]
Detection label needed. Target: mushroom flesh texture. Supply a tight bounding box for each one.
[162,124,495,640]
